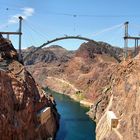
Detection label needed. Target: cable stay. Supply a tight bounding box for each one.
[23,26,37,47]
[92,23,123,37]
[24,21,48,41]
[23,20,125,50]
[24,25,45,47]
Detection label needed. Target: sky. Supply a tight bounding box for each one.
[0,0,140,50]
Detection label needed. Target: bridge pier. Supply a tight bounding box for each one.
[0,16,23,62]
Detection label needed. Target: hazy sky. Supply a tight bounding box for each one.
[0,0,140,50]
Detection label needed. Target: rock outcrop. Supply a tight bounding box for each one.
[0,37,59,140]
[23,45,74,65]
[76,41,123,62]
[89,55,140,140]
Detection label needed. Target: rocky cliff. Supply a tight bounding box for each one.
[25,41,122,103]
[23,45,74,65]
[0,37,59,140]
[89,55,140,140]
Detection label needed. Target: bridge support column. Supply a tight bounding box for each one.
[124,22,129,59]
[18,16,23,62]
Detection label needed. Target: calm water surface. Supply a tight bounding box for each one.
[46,90,96,140]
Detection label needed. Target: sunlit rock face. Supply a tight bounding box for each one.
[90,57,140,140]
[0,37,59,140]
[24,41,122,101]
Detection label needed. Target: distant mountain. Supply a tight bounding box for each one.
[23,45,75,65]
[76,41,123,62]
[24,41,123,65]
[24,40,124,94]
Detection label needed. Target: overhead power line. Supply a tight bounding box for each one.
[40,11,140,18]
[0,7,21,11]
[0,2,23,8]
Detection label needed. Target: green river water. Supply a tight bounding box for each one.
[45,89,96,140]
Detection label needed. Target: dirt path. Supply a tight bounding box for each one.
[47,76,79,92]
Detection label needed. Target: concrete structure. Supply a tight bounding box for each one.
[0,17,23,62]
[23,35,95,61]
[37,107,51,125]
[107,111,118,129]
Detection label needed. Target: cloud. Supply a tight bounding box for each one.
[22,7,34,17]
[0,7,34,29]
[8,7,35,24]
[8,14,21,24]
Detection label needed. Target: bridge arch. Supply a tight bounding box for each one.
[23,36,96,61]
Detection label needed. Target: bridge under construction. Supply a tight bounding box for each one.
[0,17,140,62]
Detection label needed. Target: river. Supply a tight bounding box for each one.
[45,89,96,140]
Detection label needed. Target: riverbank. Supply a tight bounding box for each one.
[45,87,96,123]
[71,94,93,107]
[45,87,93,108]
[45,89,96,140]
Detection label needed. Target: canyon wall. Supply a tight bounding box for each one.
[0,37,59,140]
[90,56,140,140]
[25,41,122,102]
[24,40,140,139]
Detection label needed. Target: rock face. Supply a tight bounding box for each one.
[76,41,123,62]
[0,37,59,140]
[89,56,140,140]
[25,41,122,102]
[23,45,74,65]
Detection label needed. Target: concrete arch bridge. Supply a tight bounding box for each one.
[23,35,97,61]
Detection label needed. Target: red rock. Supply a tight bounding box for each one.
[0,38,59,140]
